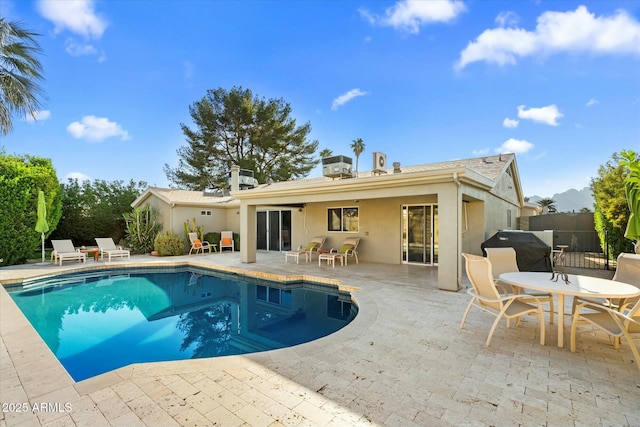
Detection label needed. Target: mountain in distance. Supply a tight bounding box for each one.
[526,187,595,213]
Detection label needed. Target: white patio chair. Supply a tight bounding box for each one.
[220,231,235,252]
[461,253,546,346]
[572,253,640,313]
[95,238,131,262]
[285,236,326,263]
[485,247,555,324]
[51,240,86,266]
[188,232,215,255]
[571,298,640,373]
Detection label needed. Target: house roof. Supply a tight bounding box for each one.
[232,153,520,201]
[132,153,522,207]
[131,187,240,208]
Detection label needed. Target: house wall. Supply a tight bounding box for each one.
[171,206,230,236]
[137,195,171,232]
[295,194,437,264]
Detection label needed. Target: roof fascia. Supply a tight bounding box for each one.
[233,167,495,202]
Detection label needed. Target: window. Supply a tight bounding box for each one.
[200,210,212,216]
[256,285,292,308]
[327,207,359,232]
[507,208,512,228]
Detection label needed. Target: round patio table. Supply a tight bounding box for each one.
[499,272,640,348]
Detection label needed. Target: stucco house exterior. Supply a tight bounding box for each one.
[130,188,241,237]
[133,154,526,291]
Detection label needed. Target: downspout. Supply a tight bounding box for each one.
[453,172,462,291]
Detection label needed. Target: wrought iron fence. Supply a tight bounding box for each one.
[553,230,615,270]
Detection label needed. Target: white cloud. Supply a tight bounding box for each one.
[359,0,466,34]
[37,0,107,39]
[517,104,563,126]
[586,98,599,107]
[67,115,131,142]
[497,138,534,153]
[22,110,51,122]
[495,11,519,28]
[65,40,97,57]
[503,117,519,128]
[472,148,490,156]
[456,6,640,70]
[64,172,91,182]
[331,89,369,111]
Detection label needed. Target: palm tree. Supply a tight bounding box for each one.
[537,198,557,214]
[319,148,333,159]
[350,138,365,177]
[0,18,45,135]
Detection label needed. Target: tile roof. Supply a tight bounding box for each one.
[146,188,239,206]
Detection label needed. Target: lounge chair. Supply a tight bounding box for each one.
[220,231,235,252]
[95,238,131,262]
[571,298,640,373]
[188,232,215,255]
[285,236,326,263]
[460,253,546,346]
[51,240,87,266]
[319,237,360,267]
[485,247,555,324]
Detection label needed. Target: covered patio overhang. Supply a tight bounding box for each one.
[232,166,494,291]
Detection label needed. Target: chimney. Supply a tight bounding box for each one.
[230,164,240,192]
[393,162,401,173]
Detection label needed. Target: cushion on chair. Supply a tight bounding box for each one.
[222,238,232,245]
[193,239,202,248]
[340,244,354,253]
[306,242,318,251]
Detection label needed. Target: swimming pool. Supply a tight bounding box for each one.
[8,267,357,382]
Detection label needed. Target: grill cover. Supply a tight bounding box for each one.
[481,231,552,272]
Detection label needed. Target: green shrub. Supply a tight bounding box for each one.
[205,232,221,248]
[0,152,62,266]
[123,204,162,254]
[154,230,185,256]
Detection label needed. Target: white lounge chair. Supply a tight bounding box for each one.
[95,238,131,262]
[51,240,86,266]
[285,236,326,263]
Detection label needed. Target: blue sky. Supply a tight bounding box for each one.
[2,0,639,198]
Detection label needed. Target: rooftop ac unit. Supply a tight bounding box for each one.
[228,169,257,189]
[373,152,387,173]
[322,155,353,178]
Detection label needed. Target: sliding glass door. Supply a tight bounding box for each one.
[257,210,291,251]
[402,205,438,265]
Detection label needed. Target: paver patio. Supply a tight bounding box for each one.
[1,252,638,426]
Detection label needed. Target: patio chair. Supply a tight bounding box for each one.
[285,236,326,264]
[572,253,640,313]
[51,240,87,266]
[95,238,131,262]
[188,232,215,255]
[485,247,555,324]
[220,231,235,252]
[461,253,546,346]
[329,237,360,266]
[570,298,640,373]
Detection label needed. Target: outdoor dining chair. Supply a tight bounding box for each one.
[572,253,640,313]
[485,247,555,324]
[461,253,546,347]
[570,298,640,373]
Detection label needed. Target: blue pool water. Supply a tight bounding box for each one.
[8,267,357,381]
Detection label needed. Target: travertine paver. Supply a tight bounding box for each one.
[1,252,639,427]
